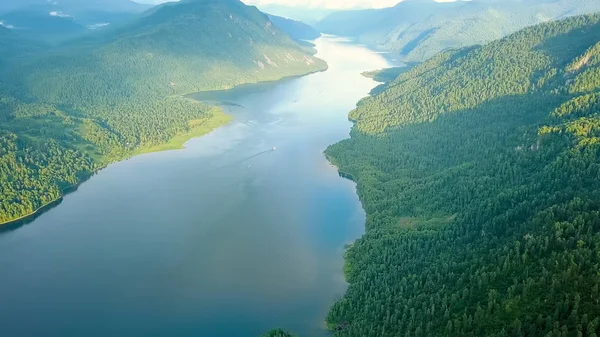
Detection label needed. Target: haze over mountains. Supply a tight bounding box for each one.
[0,0,149,14]
[0,0,151,41]
[317,0,600,61]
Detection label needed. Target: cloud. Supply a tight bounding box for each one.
[0,20,15,29]
[87,22,111,29]
[49,11,71,18]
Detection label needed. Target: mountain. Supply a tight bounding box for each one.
[0,25,45,58]
[0,0,150,41]
[256,4,336,25]
[0,0,326,224]
[0,9,87,41]
[317,0,600,62]
[267,14,321,41]
[325,12,600,336]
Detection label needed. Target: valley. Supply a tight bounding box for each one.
[1,0,600,336]
[0,36,391,337]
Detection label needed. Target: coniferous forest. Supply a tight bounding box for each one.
[325,13,600,337]
[0,0,326,224]
[4,1,600,336]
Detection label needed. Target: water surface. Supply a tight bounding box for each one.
[0,37,391,337]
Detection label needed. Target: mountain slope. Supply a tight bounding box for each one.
[318,0,600,62]
[267,14,320,41]
[0,9,87,41]
[255,4,336,25]
[0,0,326,224]
[325,13,600,336]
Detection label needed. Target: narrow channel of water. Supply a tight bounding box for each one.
[0,37,392,337]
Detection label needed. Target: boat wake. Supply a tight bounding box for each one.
[210,148,276,171]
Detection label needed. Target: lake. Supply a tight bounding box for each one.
[0,37,392,337]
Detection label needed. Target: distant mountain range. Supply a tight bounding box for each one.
[0,0,322,44]
[317,0,600,62]
[255,4,336,25]
[0,0,150,41]
[0,0,149,15]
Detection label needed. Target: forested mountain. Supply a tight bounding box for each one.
[0,9,87,41]
[317,0,600,62]
[267,14,321,41]
[325,12,600,336]
[0,0,326,224]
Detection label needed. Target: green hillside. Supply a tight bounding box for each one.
[325,13,600,336]
[318,0,600,62]
[0,0,326,224]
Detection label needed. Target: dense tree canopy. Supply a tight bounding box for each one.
[0,0,326,224]
[325,13,600,337]
[261,328,296,337]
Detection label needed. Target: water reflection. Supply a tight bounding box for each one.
[0,37,392,337]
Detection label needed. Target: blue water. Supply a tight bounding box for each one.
[0,37,392,337]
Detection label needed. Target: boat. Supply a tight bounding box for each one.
[272,147,277,151]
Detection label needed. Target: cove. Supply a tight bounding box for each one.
[0,37,392,337]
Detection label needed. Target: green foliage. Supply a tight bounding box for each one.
[318,0,600,62]
[325,13,600,337]
[0,0,326,224]
[261,328,296,337]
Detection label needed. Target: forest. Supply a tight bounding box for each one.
[0,0,326,224]
[325,13,600,336]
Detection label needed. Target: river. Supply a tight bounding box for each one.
[0,37,392,337]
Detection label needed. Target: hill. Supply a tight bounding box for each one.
[0,0,326,224]
[267,14,320,41]
[325,12,600,336]
[317,0,600,62]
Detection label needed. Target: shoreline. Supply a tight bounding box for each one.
[320,46,397,332]
[0,111,230,231]
[0,66,329,230]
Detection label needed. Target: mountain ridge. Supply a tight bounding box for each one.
[317,0,600,62]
